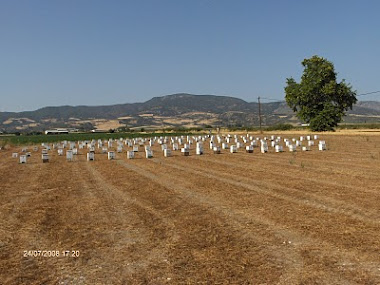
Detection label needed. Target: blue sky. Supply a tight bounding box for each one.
[1,0,379,111]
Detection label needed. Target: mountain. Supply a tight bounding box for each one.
[0,93,379,132]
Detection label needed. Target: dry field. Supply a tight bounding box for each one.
[1,133,380,284]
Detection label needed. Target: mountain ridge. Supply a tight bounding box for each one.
[1,93,379,132]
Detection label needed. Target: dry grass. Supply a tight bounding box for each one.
[1,133,380,283]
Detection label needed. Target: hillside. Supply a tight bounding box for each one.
[0,94,379,132]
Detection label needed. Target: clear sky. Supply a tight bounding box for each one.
[1,0,379,111]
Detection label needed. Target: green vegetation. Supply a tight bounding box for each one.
[1,131,204,145]
[285,55,357,131]
[337,123,380,130]
[265,123,294,131]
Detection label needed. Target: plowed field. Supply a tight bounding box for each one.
[1,133,380,284]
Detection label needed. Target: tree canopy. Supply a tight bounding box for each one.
[285,55,357,131]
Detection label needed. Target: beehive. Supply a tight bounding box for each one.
[275,145,283,153]
[58,149,63,156]
[260,143,268,153]
[133,145,139,152]
[66,150,73,161]
[145,150,153,158]
[19,155,27,164]
[87,152,95,161]
[222,143,228,149]
[245,145,253,153]
[288,145,296,152]
[230,145,237,153]
[164,149,172,157]
[318,141,326,151]
[127,151,135,159]
[181,148,189,156]
[117,146,123,153]
[42,153,49,163]
[213,146,221,154]
[172,143,179,151]
[12,153,18,158]
[108,151,115,160]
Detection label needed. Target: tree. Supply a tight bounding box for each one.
[285,55,357,131]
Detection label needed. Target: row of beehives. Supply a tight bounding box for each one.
[13,134,326,163]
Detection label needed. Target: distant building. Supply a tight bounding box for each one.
[91,129,108,133]
[44,128,78,135]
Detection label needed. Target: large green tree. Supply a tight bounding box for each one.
[285,55,357,131]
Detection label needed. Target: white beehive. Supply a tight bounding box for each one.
[26,152,31,157]
[164,149,172,157]
[184,143,190,149]
[161,144,167,150]
[58,149,63,156]
[260,143,268,153]
[289,144,296,152]
[87,152,95,161]
[196,147,203,155]
[19,155,27,164]
[308,141,314,147]
[230,145,237,153]
[145,150,153,158]
[250,140,257,147]
[306,135,311,140]
[275,145,283,153]
[117,146,123,153]
[172,143,179,151]
[314,135,319,140]
[236,142,243,149]
[107,141,113,148]
[12,153,18,158]
[127,151,135,159]
[181,147,189,156]
[246,145,253,153]
[132,145,139,152]
[318,141,326,151]
[222,143,228,149]
[102,147,108,154]
[302,146,310,151]
[108,151,115,160]
[271,141,276,147]
[42,153,49,163]
[66,150,73,161]
[89,146,95,152]
[144,145,151,152]
[213,146,221,154]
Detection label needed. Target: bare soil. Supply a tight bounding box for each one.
[1,133,380,284]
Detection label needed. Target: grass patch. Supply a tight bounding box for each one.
[2,132,204,145]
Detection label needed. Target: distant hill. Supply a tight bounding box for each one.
[0,93,379,132]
